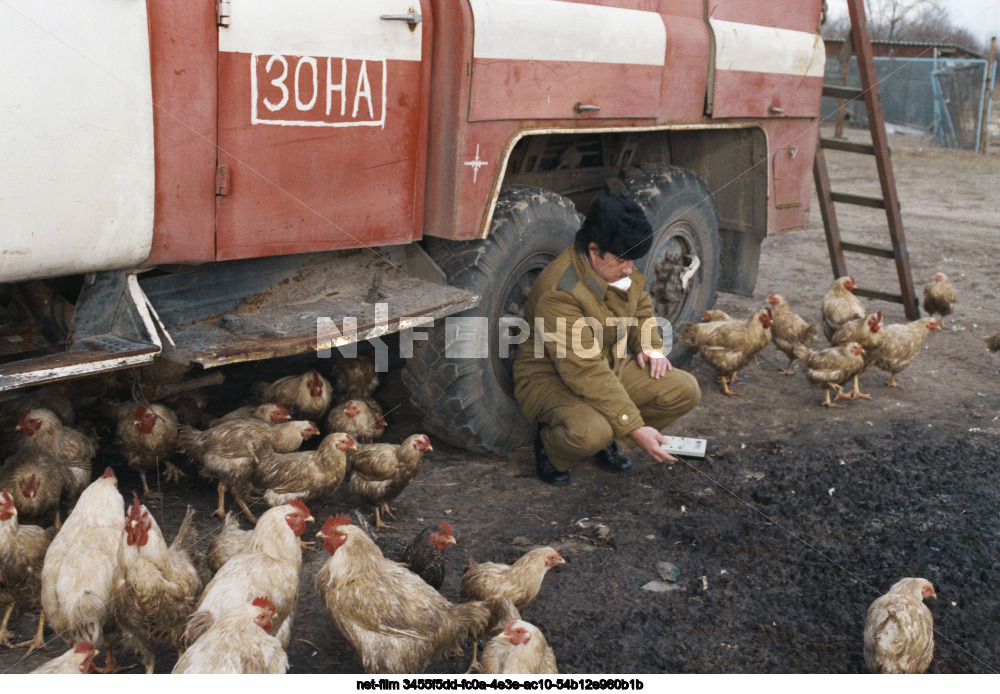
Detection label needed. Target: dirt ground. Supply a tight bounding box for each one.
[2,125,1000,675]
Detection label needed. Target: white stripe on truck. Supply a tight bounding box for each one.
[710,19,826,77]
[219,0,422,61]
[470,0,666,65]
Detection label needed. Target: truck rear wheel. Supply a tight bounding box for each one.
[403,186,580,455]
[626,166,721,366]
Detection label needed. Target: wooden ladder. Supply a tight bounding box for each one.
[812,0,920,318]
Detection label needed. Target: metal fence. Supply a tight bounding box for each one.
[821,55,997,150]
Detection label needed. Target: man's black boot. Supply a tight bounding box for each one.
[535,427,569,485]
[595,442,633,472]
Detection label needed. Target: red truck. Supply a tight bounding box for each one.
[0,0,827,453]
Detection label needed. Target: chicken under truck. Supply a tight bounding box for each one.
[1,0,827,453]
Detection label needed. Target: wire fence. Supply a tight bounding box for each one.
[821,55,997,151]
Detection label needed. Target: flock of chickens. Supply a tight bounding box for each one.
[680,273,957,407]
[0,269,988,675]
[0,362,565,674]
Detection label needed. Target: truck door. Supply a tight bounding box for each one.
[706,0,826,118]
[215,1,430,261]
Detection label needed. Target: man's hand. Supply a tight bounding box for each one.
[636,349,672,379]
[628,426,678,463]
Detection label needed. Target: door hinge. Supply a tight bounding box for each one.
[216,164,230,196]
[217,0,231,27]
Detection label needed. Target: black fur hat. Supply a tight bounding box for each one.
[577,193,654,260]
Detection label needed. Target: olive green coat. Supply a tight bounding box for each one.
[512,245,666,439]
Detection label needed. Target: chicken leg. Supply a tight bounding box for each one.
[0,603,17,648]
[13,611,46,655]
[779,356,796,376]
[841,374,872,400]
[719,375,741,397]
[822,385,845,408]
[373,505,395,530]
[887,374,902,388]
[211,483,228,519]
[234,494,258,524]
[162,460,186,484]
[140,471,164,500]
[465,640,481,673]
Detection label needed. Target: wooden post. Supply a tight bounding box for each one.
[979,37,997,155]
[834,33,854,139]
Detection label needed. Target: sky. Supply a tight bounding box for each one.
[828,0,1000,46]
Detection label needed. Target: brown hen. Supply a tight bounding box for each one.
[15,409,94,501]
[767,293,818,375]
[922,273,956,327]
[257,432,356,509]
[115,403,182,498]
[793,342,866,407]
[326,399,385,442]
[252,369,332,421]
[349,434,432,529]
[314,515,492,674]
[679,308,773,396]
[821,276,866,342]
[870,318,941,387]
[829,311,885,400]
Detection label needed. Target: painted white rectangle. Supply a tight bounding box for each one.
[219,0,422,62]
[0,0,155,282]
[250,55,387,127]
[710,19,826,77]
[470,0,665,66]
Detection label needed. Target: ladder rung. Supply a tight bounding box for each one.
[819,138,880,155]
[822,84,864,100]
[830,192,885,209]
[840,242,895,258]
[854,288,905,305]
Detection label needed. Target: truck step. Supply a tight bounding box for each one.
[140,247,479,369]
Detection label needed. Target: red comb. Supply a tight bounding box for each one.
[289,499,310,517]
[101,467,116,480]
[74,642,95,654]
[0,489,12,506]
[252,596,276,613]
[128,492,143,517]
[441,521,453,538]
[16,411,29,428]
[134,404,147,418]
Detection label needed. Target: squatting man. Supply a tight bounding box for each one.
[512,193,701,485]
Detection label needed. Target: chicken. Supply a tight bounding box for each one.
[767,293,818,375]
[987,333,1000,352]
[185,501,312,650]
[864,577,936,674]
[112,494,203,674]
[40,467,126,672]
[701,309,732,322]
[0,450,75,527]
[481,618,558,674]
[922,272,956,327]
[830,311,885,400]
[793,342,867,407]
[679,308,773,396]
[821,275,866,342]
[30,641,98,674]
[206,511,253,574]
[252,369,332,421]
[257,432,356,509]
[0,489,52,653]
[870,318,941,387]
[15,409,94,501]
[178,418,319,522]
[115,403,182,498]
[349,433,432,529]
[384,523,457,591]
[314,515,492,674]
[460,546,565,670]
[332,355,380,400]
[173,596,287,674]
[326,399,385,442]
[0,385,74,459]
[213,402,291,426]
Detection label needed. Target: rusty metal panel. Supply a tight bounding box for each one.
[214,0,432,261]
[139,247,479,368]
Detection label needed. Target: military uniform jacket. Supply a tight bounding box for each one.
[512,245,669,439]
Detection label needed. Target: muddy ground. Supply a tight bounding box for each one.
[3,125,1000,674]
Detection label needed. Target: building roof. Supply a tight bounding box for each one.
[824,38,984,60]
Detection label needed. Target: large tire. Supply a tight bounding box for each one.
[403,186,581,455]
[626,166,721,366]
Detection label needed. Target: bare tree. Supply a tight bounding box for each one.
[821,0,985,54]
